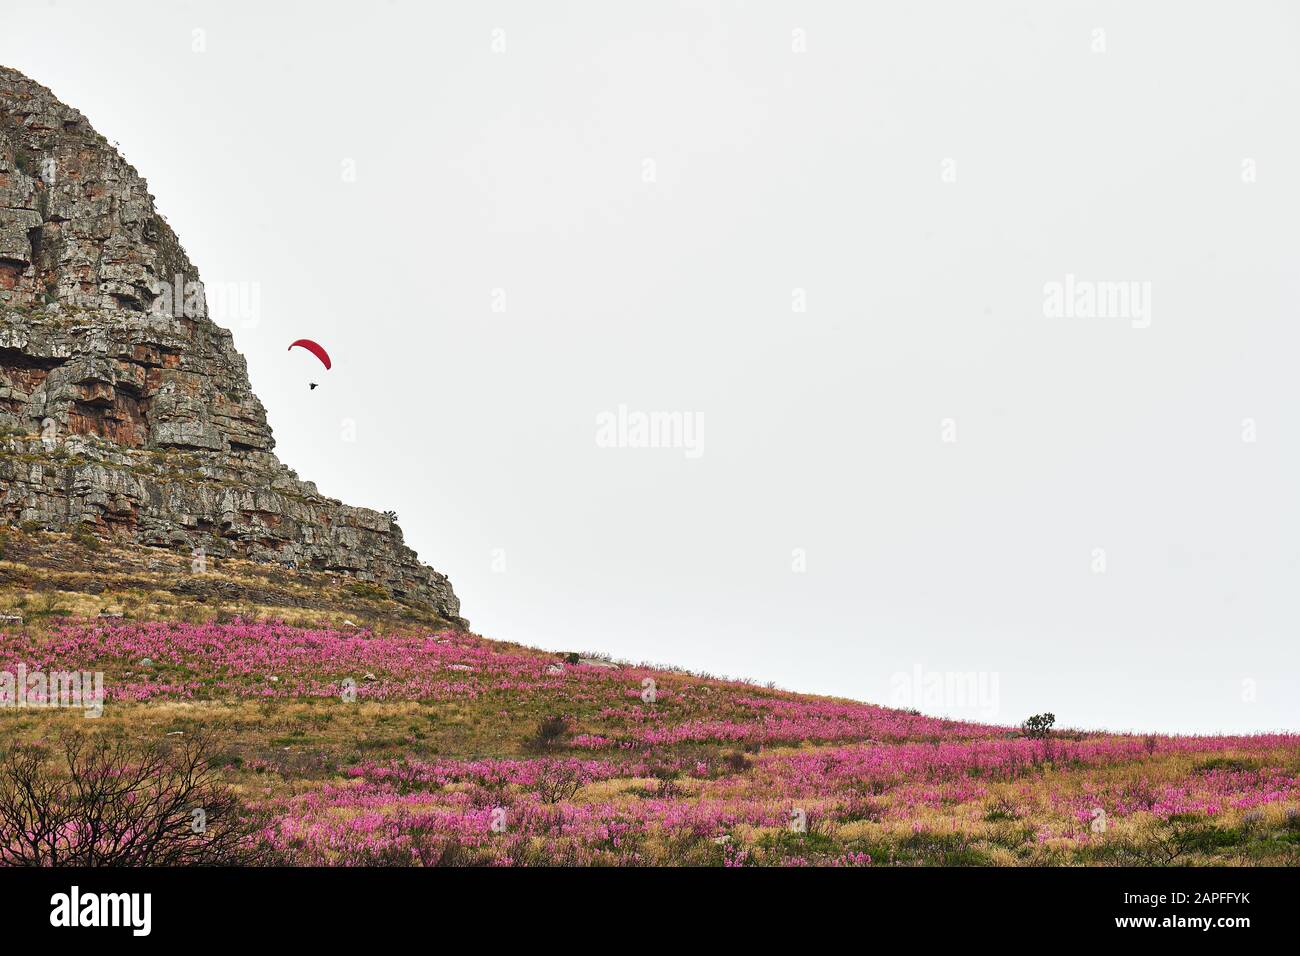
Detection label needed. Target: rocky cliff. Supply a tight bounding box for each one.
[0,66,463,624]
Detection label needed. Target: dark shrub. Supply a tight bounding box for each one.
[530,715,570,750]
[1021,713,1056,739]
[1192,756,1257,775]
[721,751,752,774]
[983,798,1020,822]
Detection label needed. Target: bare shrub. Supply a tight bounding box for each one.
[531,762,583,803]
[0,731,270,866]
[1112,815,1238,866]
[29,591,69,620]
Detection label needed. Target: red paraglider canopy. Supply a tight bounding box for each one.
[288,339,331,370]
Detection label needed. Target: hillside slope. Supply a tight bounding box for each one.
[1,540,1296,867]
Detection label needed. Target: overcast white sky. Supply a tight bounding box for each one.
[4,0,1298,733]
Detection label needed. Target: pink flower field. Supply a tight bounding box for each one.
[2,620,1298,866]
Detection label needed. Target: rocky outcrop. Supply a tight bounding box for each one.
[0,66,462,623]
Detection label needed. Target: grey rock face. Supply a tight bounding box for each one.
[0,66,462,623]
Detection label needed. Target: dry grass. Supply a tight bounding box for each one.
[0,528,456,631]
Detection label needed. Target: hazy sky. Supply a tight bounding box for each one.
[4,0,1297,733]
